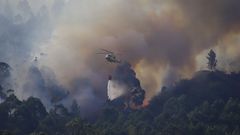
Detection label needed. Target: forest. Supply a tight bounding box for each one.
[1,68,240,135]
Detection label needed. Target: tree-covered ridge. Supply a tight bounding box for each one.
[0,94,47,135]
[1,70,240,135]
[96,71,240,135]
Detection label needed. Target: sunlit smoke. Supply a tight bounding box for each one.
[1,0,240,116]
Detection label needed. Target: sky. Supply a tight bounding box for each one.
[0,0,240,116]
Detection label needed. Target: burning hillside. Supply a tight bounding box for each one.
[107,62,145,109]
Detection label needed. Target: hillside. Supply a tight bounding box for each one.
[96,70,240,135]
[1,70,240,135]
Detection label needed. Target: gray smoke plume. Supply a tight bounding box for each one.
[1,0,240,115]
[23,65,69,109]
[0,0,70,109]
[68,78,104,118]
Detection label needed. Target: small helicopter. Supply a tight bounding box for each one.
[97,49,121,63]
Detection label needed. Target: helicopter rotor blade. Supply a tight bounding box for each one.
[100,48,114,53]
[96,53,107,55]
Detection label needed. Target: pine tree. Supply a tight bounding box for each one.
[71,100,81,117]
[207,49,217,71]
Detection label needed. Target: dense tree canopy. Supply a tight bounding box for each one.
[1,71,240,135]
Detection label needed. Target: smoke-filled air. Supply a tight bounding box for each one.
[1,0,240,118]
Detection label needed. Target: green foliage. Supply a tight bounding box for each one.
[1,71,240,135]
[0,95,47,135]
[0,130,14,135]
[66,118,96,135]
[30,132,48,135]
[70,100,81,117]
[92,71,240,135]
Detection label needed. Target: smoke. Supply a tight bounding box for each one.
[176,0,240,72]
[1,0,240,115]
[22,65,69,109]
[41,0,240,101]
[0,0,71,108]
[107,62,145,102]
[69,78,104,117]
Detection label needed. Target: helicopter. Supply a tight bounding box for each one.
[97,49,121,63]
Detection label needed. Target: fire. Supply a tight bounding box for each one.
[142,99,150,108]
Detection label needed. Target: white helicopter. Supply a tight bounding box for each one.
[97,49,121,63]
